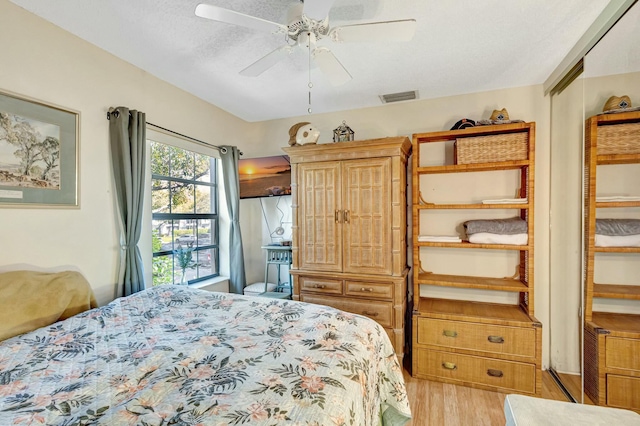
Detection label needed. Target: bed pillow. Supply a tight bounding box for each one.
[0,270,97,342]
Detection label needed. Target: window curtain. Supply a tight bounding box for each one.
[109,107,146,297]
[220,146,246,294]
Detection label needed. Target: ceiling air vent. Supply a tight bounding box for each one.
[379,90,418,104]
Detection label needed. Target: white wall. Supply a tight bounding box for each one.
[0,0,252,305]
[240,196,293,286]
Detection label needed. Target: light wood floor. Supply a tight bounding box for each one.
[403,368,570,425]
[556,372,595,405]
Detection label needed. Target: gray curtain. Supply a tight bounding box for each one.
[220,146,246,294]
[109,107,146,296]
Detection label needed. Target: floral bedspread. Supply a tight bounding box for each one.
[0,286,411,425]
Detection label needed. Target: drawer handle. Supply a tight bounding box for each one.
[360,287,374,292]
[487,335,504,344]
[487,369,504,378]
[442,330,458,338]
[313,284,326,289]
[362,311,379,317]
[442,362,457,370]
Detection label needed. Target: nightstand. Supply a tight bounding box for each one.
[261,245,292,299]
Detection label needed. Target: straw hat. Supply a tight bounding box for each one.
[603,95,633,113]
[476,107,524,126]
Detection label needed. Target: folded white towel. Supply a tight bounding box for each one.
[468,232,528,245]
[418,235,462,243]
[482,198,528,204]
[595,234,640,247]
[596,196,640,202]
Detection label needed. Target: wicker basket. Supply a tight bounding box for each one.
[597,122,640,155]
[455,132,528,164]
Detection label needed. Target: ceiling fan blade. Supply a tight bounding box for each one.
[240,45,294,77]
[329,19,417,43]
[195,4,287,34]
[303,0,337,21]
[312,47,352,86]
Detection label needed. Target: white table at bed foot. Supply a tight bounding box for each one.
[504,394,640,426]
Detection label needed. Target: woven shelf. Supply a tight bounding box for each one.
[414,297,537,327]
[596,201,640,208]
[416,160,528,174]
[593,283,640,300]
[594,246,640,253]
[596,153,640,165]
[591,311,640,335]
[416,203,529,210]
[417,273,528,292]
[417,241,529,250]
[413,122,532,143]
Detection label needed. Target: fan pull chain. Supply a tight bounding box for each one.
[308,31,313,114]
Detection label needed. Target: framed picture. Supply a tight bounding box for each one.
[0,89,79,207]
[238,155,291,199]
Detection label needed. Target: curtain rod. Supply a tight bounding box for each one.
[106,110,242,155]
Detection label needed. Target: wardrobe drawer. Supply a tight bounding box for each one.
[345,281,393,300]
[416,317,536,358]
[299,277,343,295]
[414,348,536,394]
[300,294,393,328]
[607,375,640,409]
[606,337,640,371]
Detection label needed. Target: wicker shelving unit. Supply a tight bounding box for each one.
[411,122,542,396]
[583,111,640,410]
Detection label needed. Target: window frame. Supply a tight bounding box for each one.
[149,139,220,286]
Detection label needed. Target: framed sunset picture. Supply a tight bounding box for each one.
[238,155,291,199]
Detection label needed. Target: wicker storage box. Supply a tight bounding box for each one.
[597,122,640,155]
[454,132,528,164]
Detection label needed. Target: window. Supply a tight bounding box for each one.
[150,141,219,286]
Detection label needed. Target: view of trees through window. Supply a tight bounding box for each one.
[150,140,219,286]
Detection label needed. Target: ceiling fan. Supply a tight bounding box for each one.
[195,1,417,86]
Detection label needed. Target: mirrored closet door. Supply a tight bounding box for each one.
[548,1,640,405]
[581,2,640,409]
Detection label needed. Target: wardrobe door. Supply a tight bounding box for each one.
[342,157,392,275]
[298,161,343,272]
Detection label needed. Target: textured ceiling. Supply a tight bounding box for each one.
[10,0,609,122]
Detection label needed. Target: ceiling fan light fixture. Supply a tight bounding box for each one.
[379,90,419,104]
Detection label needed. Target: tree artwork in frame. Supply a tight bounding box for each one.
[0,89,79,207]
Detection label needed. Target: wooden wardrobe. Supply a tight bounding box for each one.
[283,137,412,359]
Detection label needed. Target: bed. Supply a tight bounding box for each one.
[0,284,411,425]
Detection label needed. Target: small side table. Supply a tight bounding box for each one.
[261,245,293,299]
